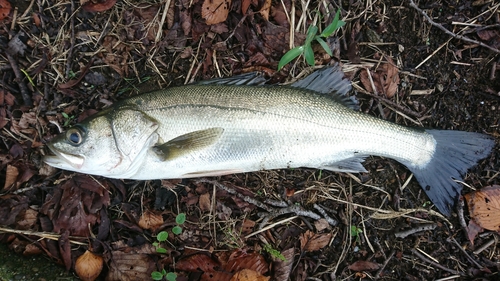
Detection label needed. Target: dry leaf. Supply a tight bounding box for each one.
[241,0,251,14]
[0,0,11,21]
[176,254,221,272]
[16,208,38,230]
[199,192,212,212]
[348,260,381,272]
[202,0,231,25]
[230,269,270,281]
[465,185,500,233]
[359,56,400,98]
[138,209,164,231]
[299,230,332,252]
[81,0,117,12]
[272,248,294,280]
[259,0,271,20]
[3,165,18,189]
[106,250,155,281]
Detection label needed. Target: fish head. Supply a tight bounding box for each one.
[44,109,159,178]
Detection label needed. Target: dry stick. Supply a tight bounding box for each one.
[393,223,437,238]
[447,237,485,270]
[5,52,31,106]
[65,0,76,79]
[408,0,500,54]
[375,249,395,278]
[410,248,465,276]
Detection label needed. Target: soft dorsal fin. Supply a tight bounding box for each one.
[195,72,267,86]
[153,128,224,161]
[290,64,358,110]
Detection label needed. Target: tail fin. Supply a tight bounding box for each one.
[407,130,495,216]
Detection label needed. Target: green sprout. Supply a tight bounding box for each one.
[263,244,286,261]
[350,225,363,243]
[278,9,345,70]
[61,112,75,127]
[151,213,186,280]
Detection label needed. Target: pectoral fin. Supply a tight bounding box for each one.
[320,157,368,173]
[153,128,224,161]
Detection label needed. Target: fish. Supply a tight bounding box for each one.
[44,64,495,216]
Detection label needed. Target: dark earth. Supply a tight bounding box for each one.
[0,0,499,280]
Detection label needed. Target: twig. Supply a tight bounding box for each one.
[411,248,465,276]
[408,0,500,54]
[375,249,395,278]
[394,223,437,238]
[5,52,31,106]
[447,237,485,269]
[313,204,338,226]
[65,0,76,79]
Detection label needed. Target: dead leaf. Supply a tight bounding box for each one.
[465,185,500,233]
[0,0,11,21]
[106,250,155,281]
[466,220,484,244]
[299,230,332,252]
[348,260,381,272]
[359,56,400,98]
[40,175,110,236]
[314,219,330,232]
[272,248,294,280]
[241,0,251,14]
[202,0,232,25]
[3,165,19,189]
[59,230,72,271]
[176,254,221,272]
[0,194,29,225]
[224,249,268,274]
[16,208,38,230]
[81,0,116,12]
[238,219,255,235]
[199,193,212,212]
[259,0,271,20]
[138,209,164,231]
[230,269,270,281]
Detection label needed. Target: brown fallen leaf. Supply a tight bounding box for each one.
[241,0,251,14]
[138,209,164,231]
[202,0,231,25]
[299,230,332,252]
[0,0,11,21]
[359,56,400,98]
[465,185,500,243]
[3,165,18,190]
[259,0,271,20]
[224,249,268,274]
[106,250,156,281]
[176,253,221,272]
[81,0,116,12]
[272,248,294,281]
[199,192,212,212]
[230,269,270,281]
[348,260,381,272]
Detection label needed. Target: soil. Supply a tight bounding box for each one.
[0,0,499,280]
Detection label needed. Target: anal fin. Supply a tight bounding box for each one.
[320,157,368,173]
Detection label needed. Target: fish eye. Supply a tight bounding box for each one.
[66,126,85,146]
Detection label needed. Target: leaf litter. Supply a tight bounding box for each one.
[0,0,499,280]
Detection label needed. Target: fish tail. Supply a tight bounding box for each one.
[406,130,495,216]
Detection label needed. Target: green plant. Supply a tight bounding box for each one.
[350,225,363,243]
[278,9,345,70]
[263,244,286,261]
[61,112,75,127]
[151,213,186,280]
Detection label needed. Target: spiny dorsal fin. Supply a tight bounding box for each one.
[153,128,224,161]
[195,72,267,86]
[290,64,358,110]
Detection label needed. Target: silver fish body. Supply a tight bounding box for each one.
[44,66,495,215]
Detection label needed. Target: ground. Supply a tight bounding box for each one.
[0,0,499,280]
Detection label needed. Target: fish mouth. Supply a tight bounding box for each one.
[44,144,84,170]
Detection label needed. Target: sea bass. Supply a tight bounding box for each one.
[44,65,495,215]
